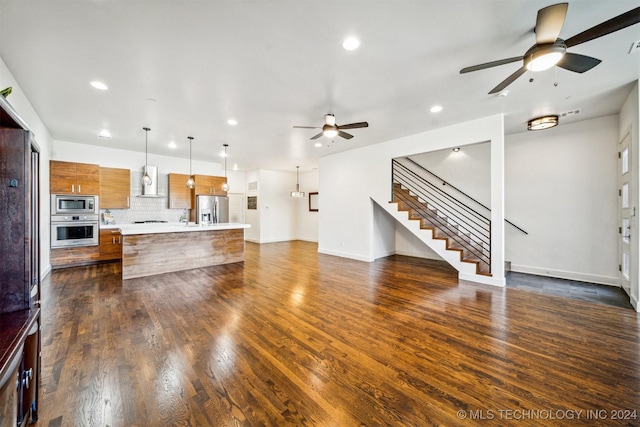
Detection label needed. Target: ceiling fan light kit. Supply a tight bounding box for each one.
[527,115,559,131]
[459,3,640,94]
[524,42,566,71]
[294,113,369,141]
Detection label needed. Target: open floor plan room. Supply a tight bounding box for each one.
[38,241,640,426]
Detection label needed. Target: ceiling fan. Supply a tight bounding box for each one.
[293,114,369,140]
[460,3,640,94]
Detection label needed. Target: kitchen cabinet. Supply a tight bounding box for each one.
[50,160,100,194]
[193,174,227,196]
[100,167,130,209]
[168,173,193,209]
[0,95,40,425]
[99,229,122,261]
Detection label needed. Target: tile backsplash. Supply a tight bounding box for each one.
[100,171,188,224]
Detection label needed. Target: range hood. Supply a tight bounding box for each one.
[139,165,165,198]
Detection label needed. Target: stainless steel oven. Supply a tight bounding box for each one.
[51,215,99,248]
[51,194,98,215]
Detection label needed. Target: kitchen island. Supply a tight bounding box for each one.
[116,223,250,280]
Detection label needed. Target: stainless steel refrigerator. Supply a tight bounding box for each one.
[195,195,229,224]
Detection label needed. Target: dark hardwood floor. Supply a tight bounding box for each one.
[36,241,640,426]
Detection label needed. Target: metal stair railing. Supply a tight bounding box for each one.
[392,158,492,272]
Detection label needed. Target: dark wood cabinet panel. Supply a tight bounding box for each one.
[0,95,41,425]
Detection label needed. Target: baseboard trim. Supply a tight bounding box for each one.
[317,247,373,262]
[510,264,619,287]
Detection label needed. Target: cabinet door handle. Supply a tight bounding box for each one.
[71,184,75,193]
[112,237,115,244]
[127,196,130,208]
[78,184,81,193]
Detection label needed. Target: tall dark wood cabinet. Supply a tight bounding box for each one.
[0,95,41,426]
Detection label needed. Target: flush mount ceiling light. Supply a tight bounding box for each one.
[290,166,305,198]
[527,115,559,131]
[452,147,461,152]
[186,136,195,189]
[430,105,443,113]
[227,119,238,126]
[142,127,152,186]
[90,81,108,90]
[222,144,230,192]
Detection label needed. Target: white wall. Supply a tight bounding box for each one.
[505,115,619,285]
[319,114,505,285]
[0,56,55,278]
[620,80,639,310]
[396,115,620,286]
[296,169,318,242]
[243,169,307,243]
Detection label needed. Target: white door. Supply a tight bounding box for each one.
[619,132,631,295]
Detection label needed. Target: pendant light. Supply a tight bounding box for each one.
[221,144,230,192]
[142,127,152,186]
[186,136,195,188]
[290,166,305,198]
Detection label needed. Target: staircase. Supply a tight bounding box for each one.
[391,182,491,275]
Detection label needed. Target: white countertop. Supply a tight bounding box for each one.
[102,222,250,235]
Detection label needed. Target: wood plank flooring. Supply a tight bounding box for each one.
[36,241,640,426]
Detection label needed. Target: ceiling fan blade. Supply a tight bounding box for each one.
[535,3,568,44]
[338,122,369,130]
[488,66,528,94]
[310,132,324,140]
[556,52,601,73]
[564,6,640,48]
[293,126,321,129]
[460,56,523,74]
[338,131,354,139]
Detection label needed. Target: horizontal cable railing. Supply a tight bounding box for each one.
[403,157,528,235]
[392,158,491,272]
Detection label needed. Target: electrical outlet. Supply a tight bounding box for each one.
[630,40,640,54]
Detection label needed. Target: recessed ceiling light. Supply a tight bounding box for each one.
[498,90,509,97]
[168,141,177,149]
[227,119,238,126]
[90,81,108,91]
[233,163,238,171]
[97,129,111,139]
[314,142,322,147]
[452,147,460,152]
[430,105,443,113]
[342,36,360,51]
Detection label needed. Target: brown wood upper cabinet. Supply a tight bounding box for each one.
[168,173,193,209]
[193,174,228,196]
[99,167,130,209]
[50,160,100,194]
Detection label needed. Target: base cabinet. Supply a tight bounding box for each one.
[99,229,122,261]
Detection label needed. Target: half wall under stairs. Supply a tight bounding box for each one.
[372,193,503,287]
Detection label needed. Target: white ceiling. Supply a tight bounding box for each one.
[1,1,638,173]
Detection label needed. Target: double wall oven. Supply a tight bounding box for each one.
[50,195,99,248]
